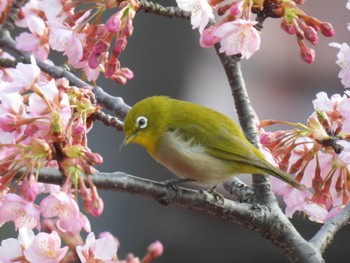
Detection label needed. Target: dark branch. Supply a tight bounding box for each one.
[28,168,324,262]
[138,0,191,19]
[92,110,124,131]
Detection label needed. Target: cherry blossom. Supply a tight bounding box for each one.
[40,190,91,234]
[0,194,41,230]
[76,232,118,262]
[23,231,68,263]
[329,42,350,88]
[215,19,260,58]
[176,0,215,33]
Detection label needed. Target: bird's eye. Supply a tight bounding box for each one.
[136,116,148,129]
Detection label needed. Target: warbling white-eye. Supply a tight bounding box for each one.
[122,96,303,190]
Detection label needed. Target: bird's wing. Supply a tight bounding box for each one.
[170,122,268,172]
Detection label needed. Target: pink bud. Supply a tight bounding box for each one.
[304,26,318,45]
[320,22,335,37]
[18,174,39,202]
[281,20,296,35]
[106,13,121,33]
[200,26,220,48]
[105,61,119,78]
[142,241,164,263]
[113,38,127,58]
[298,39,315,64]
[120,67,134,80]
[230,1,243,16]
[123,19,134,37]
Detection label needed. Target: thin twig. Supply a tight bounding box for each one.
[93,110,124,131]
[138,0,190,19]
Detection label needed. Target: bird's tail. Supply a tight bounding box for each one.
[261,162,305,190]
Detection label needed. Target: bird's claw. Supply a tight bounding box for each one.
[208,185,225,205]
[162,178,195,191]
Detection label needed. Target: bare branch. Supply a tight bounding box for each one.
[26,168,324,262]
[310,203,350,253]
[138,0,190,19]
[31,168,258,225]
[223,178,255,203]
[92,110,124,131]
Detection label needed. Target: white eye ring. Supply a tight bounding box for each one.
[136,116,148,129]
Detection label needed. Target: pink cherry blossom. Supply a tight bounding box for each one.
[40,190,91,234]
[0,237,23,263]
[40,0,67,23]
[23,231,68,263]
[76,232,118,263]
[176,0,214,33]
[48,21,86,65]
[16,16,49,61]
[15,0,41,28]
[200,26,220,48]
[28,79,71,128]
[0,92,27,142]
[0,193,41,230]
[142,240,164,263]
[215,19,260,59]
[18,174,40,202]
[329,42,350,88]
[7,56,41,93]
[312,91,347,114]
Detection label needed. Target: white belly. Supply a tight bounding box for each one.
[154,131,232,185]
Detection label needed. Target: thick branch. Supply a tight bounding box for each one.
[213,43,273,202]
[33,168,260,226]
[31,168,323,262]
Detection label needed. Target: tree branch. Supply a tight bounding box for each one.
[30,168,324,262]
[310,203,350,253]
[213,43,273,203]
[138,0,190,19]
[32,168,260,226]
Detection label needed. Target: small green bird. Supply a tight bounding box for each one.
[122,96,303,189]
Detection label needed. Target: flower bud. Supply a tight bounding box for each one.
[200,26,220,48]
[106,13,121,33]
[281,20,296,35]
[320,22,335,37]
[298,39,315,64]
[304,26,319,45]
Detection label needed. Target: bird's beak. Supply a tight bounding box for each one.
[119,133,136,151]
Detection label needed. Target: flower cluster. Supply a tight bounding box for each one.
[0,226,163,262]
[9,0,138,84]
[176,0,335,62]
[261,92,350,222]
[0,53,163,262]
[259,2,350,223]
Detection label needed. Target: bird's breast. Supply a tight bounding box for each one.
[154,130,231,185]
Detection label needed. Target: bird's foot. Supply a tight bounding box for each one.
[162,178,195,191]
[208,185,225,205]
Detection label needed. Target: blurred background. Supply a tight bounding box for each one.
[89,1,350,262]
[2,0,350,262]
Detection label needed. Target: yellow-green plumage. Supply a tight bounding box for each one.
[123,96,303,189]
